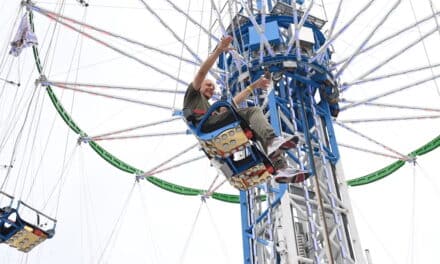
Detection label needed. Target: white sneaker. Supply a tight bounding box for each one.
[267,135,297,155]
[274,168,310,184]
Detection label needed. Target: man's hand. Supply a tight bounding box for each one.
[215,36,234,53]
[232,76,270,105]
[193,36,234,91]
[250,76,271,91]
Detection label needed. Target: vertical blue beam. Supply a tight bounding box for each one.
[256,0,263,10]
[240,190,252,264]
[267,0,273,11]
[319,100,341,161]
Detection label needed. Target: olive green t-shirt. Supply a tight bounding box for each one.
[183,83,211,121]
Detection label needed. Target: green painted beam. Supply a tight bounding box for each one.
[347,134,440,187]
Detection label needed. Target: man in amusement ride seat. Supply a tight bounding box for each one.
[183,36,309,184]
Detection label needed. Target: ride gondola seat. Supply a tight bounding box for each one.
[185,101,275,190]
[0,206,54,252]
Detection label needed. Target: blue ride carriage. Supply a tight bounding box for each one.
[0,192,56,253]
[185,101,276,190]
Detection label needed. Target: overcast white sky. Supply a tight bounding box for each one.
[0,0,439,263]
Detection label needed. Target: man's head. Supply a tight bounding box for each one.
[200,79,215,99]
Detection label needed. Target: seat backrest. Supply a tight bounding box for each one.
[196,101,240,132]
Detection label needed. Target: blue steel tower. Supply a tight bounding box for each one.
[218,1,366,263]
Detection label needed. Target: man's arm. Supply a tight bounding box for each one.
[233,77,270,105]
[192,36,233,91]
